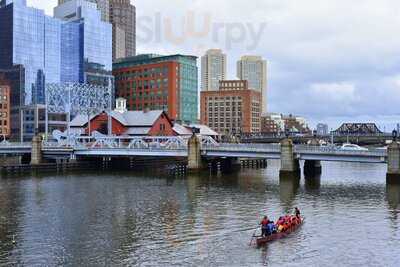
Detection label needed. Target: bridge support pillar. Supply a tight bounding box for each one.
[304,160,322,176]
[187,134,206,172]
[220,158,241,174]
[304,138,322,176]
[30,135,42,165]
[387,141,400,184]
[280,138,300,178]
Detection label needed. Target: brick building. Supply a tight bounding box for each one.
[0,81,10,137]
[200,80,261,135]
[260,113,285,134]
[113,54,198,124]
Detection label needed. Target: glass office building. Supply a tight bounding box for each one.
[0,0,113,140]
[54,0,112,73]
[0,0,62,105]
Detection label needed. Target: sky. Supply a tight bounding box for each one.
[27,0,400,130]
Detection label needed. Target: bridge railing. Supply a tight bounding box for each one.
[294,145,387,156]
[0,141,31,148]
[203,143,281,152]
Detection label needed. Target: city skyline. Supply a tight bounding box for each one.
[25,0,400,130]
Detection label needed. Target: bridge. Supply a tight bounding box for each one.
[0,134,399,183]
[241,134,393,146]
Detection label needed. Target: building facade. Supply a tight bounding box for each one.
[200,82,261,135]
[109,0,136,60]
[201,49,227,91]
[283,114,311,134]
[0,82,10,137]
[237,55,267,114]
[71,98,175,136]
[113,54,198,123]
[60,0,136,60]
[0,0,112,141]
[0,0,62,105]
[261,113,285,134]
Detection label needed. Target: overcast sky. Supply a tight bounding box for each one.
[27,0,400,130]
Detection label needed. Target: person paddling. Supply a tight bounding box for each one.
[260,216,269,237]
[294,207,301,218]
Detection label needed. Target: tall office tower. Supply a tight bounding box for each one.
[59,0,136,61]
[58,0,109,22]
[0,0,67,140]
[109,0,136,60]
[201,49,227,91]
[113,54,198,123]
[237,56,267,114]
[54,0,113,83]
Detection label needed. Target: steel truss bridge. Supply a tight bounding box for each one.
[0,136,388,164]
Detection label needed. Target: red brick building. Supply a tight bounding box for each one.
[113,54,198,123]
[200,87,261,135]
[0,81,10,138]
[70,110,174,136]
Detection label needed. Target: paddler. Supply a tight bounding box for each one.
[294,207,301,218]
[260,216,273,236]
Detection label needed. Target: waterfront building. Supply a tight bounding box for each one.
[71,98,175,136]
[113,54,198,124]
[0,81,10,138]
[237,56,267,114]
[201,49,227,91]
[200,80,261,135]
[283,114,311,135]
[316,123,329,136]
[261,113,285,135]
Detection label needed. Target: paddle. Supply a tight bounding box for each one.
[248,227,259,246]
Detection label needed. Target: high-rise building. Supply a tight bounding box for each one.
[0,0,112,140]
[113,54,198,123]
[54,0,112,72]
[58,0,109,22]
[237,55,267,114]
[200,80,261,135]
[109,0,136,60]
[59,0,136,61]
[201,49,226,91]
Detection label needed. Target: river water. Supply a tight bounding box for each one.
[0,160,399,266]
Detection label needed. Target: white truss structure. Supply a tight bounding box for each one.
[46,83,111,115]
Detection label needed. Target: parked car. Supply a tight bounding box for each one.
[340,143,368,151]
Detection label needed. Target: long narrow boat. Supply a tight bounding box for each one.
[254,216,305,246]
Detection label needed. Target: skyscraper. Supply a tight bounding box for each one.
[0,0,113,140]
[58,0,109,22]
[201,49,227,91]
[54,0,113,76]
[237,56,267,114]
[109,0,136,60]
[59,0,136,61]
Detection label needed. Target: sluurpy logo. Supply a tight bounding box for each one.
[137,11,267,52]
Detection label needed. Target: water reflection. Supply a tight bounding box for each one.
[305,174,321,193]
[279,175,300,213]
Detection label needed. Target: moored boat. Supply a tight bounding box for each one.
[254,216,304,246]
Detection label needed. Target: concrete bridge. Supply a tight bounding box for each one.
[1,135,400,183]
